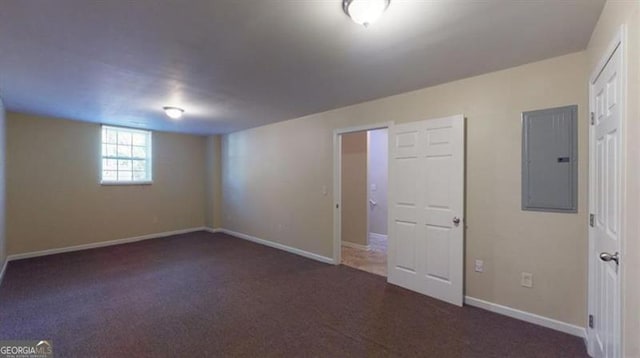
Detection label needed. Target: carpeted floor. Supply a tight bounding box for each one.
[0,231,588,357]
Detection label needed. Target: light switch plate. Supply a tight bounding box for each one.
[521,272,533,288]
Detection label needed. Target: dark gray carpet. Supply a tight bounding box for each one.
[0,231,588,357]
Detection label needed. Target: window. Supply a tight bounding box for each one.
[101,126,152,184]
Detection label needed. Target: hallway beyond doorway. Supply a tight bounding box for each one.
[341,233,387,277]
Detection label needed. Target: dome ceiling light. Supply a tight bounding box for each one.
[343,0,390,27]
[163,106,185,120]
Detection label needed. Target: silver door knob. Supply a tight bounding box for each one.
[600,252,619,265]
[453,217,461,225]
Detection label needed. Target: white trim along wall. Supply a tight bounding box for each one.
[6,227,207,261]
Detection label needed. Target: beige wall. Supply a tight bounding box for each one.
[205,135,223,229]
[341,131,368,246]
[222,51,589,326]
[367,128,388,236]
[587,1,640,356]
[6,112,207,255]
[0,99,5,268]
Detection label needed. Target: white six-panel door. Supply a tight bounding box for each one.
[589,40,622,358]
[388,115,465,306]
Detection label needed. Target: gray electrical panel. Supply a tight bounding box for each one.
[522,105,578,213]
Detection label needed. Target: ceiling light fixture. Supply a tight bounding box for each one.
[163,106,184,120]
[343,0,390,27]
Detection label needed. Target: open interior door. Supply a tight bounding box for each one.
[387,115,465,306]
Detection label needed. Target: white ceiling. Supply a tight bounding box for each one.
[0,0,604,135]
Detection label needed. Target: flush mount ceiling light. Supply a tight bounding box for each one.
[163,106,184,120]
[343,0,390,27]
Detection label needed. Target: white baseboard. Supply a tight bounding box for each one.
[211,228,335,265]
[369,233,388,241]
[464,296,587,339]
[7,227,207,261]
[204,227,223,234]
[341,241,371,251]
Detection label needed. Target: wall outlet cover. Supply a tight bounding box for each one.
[521,272,533,288]
[474,259,484,273]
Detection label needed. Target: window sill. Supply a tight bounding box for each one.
[100,181,153,186]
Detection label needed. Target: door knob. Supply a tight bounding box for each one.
[453,217,461,226]
[599,252,619,265]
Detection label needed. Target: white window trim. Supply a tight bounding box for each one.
[100,125,153,185]
[100,180,153,186]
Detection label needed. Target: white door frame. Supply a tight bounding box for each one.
[333,122,393,264]
[587,25,626,357]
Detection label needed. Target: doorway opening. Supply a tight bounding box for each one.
[334,125,389,277]
[333,115,464,305]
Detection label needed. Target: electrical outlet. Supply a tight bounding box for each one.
[474,259,484,273]
[521,272,533,288]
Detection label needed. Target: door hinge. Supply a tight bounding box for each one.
[589,314,594,329]
[590,112,595,125]
[590,214,595,227]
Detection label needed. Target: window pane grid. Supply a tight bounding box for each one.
[101,126,152,184]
